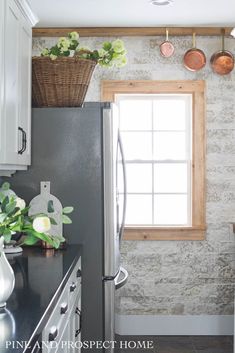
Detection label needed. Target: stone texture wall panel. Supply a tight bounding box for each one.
[33,35,235,316]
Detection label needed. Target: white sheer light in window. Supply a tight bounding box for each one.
[153,132,186,160]
[154,164,188,193]
[117,94,192,227]
[154,194,188,225]
[126,164,152,193]
[121,132,152,160]
[119,100,152,131]
[125,195,152,225]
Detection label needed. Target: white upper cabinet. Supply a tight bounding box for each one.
[18,12,32,166]
[0,0,37,175]
[0,0,5,164]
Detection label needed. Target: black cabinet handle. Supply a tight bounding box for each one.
[18,127,27,155]
[70,282,76,292]
[76,269,82,278]
[48,326,58,341]
[60,302,68,314]
[75,307,81,338]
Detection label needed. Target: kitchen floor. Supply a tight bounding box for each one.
[115,335,233,353]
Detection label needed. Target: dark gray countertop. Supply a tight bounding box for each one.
[0,245,82,353]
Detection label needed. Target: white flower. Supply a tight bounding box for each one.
[98,48,106,57]
[15,197,26,210]
[50,54,57,60]
[69,31,79,41]
[116,56,127,68]
[57,37,70,49]
[112,39,125,54]
[33,217,51,233]
[41,48,49,56]
[60,46,69,53]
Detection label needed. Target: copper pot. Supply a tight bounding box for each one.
[160,29,175,58]
[210,29,234,75]
[183,33,206,72]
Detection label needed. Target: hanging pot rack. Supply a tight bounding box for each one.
[33,27,234,38]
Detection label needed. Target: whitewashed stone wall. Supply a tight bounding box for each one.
[33,36,235,315]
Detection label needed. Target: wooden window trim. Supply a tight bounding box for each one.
[101,80,206,241]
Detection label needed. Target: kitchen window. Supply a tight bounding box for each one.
[101,81,206,240]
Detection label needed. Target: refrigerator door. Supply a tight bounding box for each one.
[103,106,120,278]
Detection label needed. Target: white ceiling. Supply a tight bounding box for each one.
[28,0,235,27]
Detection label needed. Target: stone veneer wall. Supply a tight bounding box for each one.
[33,36,235,316]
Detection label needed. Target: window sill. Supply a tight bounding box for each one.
[123,226,206,241]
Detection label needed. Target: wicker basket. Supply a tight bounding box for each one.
[32,56,97,107]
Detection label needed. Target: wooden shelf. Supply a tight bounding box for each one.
[32,27,234,38]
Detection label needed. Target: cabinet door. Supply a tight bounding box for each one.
[17,18,32,165]
[4,0,21,164]
[0,0,4,163]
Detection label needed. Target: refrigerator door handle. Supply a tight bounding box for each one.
[118,131,127,244]
[115,266,128,290]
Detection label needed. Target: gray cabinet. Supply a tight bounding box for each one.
[0,0,37,176]
[42,258,82,353]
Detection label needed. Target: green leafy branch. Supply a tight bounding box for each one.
[40,32,127,68]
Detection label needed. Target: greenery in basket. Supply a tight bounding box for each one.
[0,182,74,249]
[40,31,127,68]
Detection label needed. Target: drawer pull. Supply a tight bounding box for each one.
[76,269,82,278]
[70,282,77,292]
[48,326,58,341]
[60,302,68,314]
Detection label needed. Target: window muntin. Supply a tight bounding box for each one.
[117,94,192,227]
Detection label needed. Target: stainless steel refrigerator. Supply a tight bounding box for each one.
[7,103,128,352]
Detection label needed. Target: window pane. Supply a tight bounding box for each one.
[119,100,152,131]
[154,194,188,225]
[121,132,152,160]
[154,132,186,160]
[154,163,188,193]
[125,163,152,193]
[125,194,152,225]
[153,98,187,131]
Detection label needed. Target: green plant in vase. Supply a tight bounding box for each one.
[0,182,73,249]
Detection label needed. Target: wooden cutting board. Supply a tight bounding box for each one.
[29,182,63,237]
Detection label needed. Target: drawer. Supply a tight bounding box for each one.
[68,258,81,300]
[42,257,81,347]
[42,316,70,353]
[42,284,69,343]
[69,258,81,286]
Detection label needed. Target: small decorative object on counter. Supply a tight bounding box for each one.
[32,31,127,107]
[29,182,73,249]
[0,182,66,250]
[0,237,15,308]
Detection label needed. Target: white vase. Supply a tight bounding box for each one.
[0,237,15,308]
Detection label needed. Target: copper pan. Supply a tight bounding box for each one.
[183,33,206,71]
[210,29,234,75]
[160,29,175,58]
